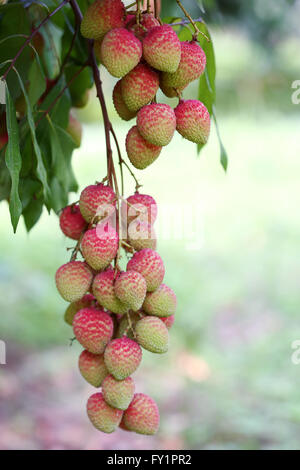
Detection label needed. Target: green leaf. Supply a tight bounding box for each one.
[4,84,22,232]
[212,106,228,171]
[28,59,46,106]
[23,197,44,232]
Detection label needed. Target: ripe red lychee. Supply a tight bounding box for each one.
[143,24,181,73]
[137,103,176,147]
[161,314,175,329]
[87,392,123,433]
[78,350,108,387]
[143,283,177,317]
[81,225,119,271]
[114,271,147,311]
[102,374,135,410]
[101,28,142,78]
[135,316,169,353]
[55,261,93,302]
[92,268,128,315]
[125,125,162,170]
[123,393,160,435]
[121,63,159,113]
[161,40,206,92]
[59,204,86,240]
[113,80,136,121]
[127,13,160,40]
[175,99,211,145]
[64,293,95,326]
[79,183,116,223]
[127,249,165,292]
[122,193,157,226]
[80,0,125,40]
[104,336,142,380]
[128,220,157,252]
[73,307,114,354]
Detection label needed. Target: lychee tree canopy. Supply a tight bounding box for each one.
[0,0,225,233]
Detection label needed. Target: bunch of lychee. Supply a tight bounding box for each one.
[55,183,176,434]
[80,0,211,171]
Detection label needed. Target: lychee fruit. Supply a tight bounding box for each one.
[135,316,169,354]
[78,350,108,387]
[159,82,185,98]
[101,28,142,78]
[73,307,114,354]
[128,220,157,252]
[123,393,160,435]
[87,392,123,433]
[93,38,104,63]
[174,99,211,145]
[125,125,162,170]
[67,112,82,148]
[113,80,137,121]
[161,40,206,92]
[127,249,165,292]
[64,293,95,326]
[114,271,147,311]
[161,314,175,329]
[104,336,142,380]
[80,0,125,40]
[137,103,176,147]
[81,224,118,271]
[122,193,157,226]
[59,204,86,240]
[102,374,135,410]
[79,183,116,223]
[55,261,93,302]
[92,268,128,315]
[127,13,160,40]
[143,283,177,317]
[117,312,143,340]
[143,24,181,73]
[121,63,159,113]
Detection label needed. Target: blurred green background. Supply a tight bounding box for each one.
[1,0,300,450]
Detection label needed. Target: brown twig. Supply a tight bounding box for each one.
[176,0,209,41]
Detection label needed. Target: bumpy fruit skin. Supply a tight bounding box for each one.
[121,63,159,113]
[55,261,93,302]
[102,374,135,410]
[73,308,114,354]
[123,393,160,435]
[104,336,142,380]
[159,82,185,99]
[93,268,128,315]
[127,249,165,292]
[127,13,160,40]
[113,80,136,121]
[64,293,95,326]
[143,25,181,73]
[122,193,157,226]
[78,350,108,387]
[81,225,118,271]
[126,125,162,170]
[79,183,116,223]
[137,103,176,147]
[114,271,147,311]
[161,41,206,91]
[80,0,125,40]
[143,284,177,317]
[161,314,175,329]
[135,316,169,353]
[59,204,86,240]
[101,28,142,78]
[128,221,157,251]
[175,99,211,145]
[87,392,123,433]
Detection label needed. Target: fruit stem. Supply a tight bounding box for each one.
[146,0,151,14]
[136,0,141,26]
[176,0,210,42]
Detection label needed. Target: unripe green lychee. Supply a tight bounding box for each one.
[92,268,128,315]
[175,99,211,145]
[78,350,108,387]
[114,271,147,311]
[143,283,177,317]
[127,13,160,40]
[128,220,157,252]
[101,28,142,78]
[81,224,119,271]
[87,392,123,433]
[80,0,125,40]
[102,374,135,410]
[67,112,82,148]
[79,183,116,223]
[137,103,176,147]
[126,125,162,170]
[59,204,86,241]
[135,316,169,353]
[121,63,159,113]
[113,80,136,121]
[55,261,93,302]
[143,24,181,73]
[64,293,95,326]
[122,193,157,226]
[73,307,114,354]
[104,336,142,380]
[123,393,160,435]
[127,249,165,292]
